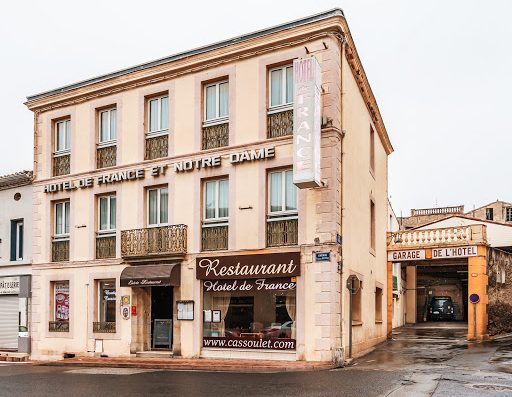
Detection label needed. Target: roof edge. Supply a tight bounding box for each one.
[26,8,344,102]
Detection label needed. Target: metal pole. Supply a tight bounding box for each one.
[473,303,477,340]
[349,284,353,358]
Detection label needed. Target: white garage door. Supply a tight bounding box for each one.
[0,295,18,350]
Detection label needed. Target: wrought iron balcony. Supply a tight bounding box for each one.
[145,134,168,160]
[93,321,116,333]
[49,321,69,332]
[201,224,228,251]
[97,144,116,169]
[96,235,116,259]
[267,109,293,139]
[202,122,229,150]
[52,239,69,262]
[266,217,298,247]
[53,154,70,176]
[121,224,187,261]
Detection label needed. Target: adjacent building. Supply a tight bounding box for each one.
[0,171,32,353]
[25,9,393,363]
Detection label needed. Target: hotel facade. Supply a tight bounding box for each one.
[25,9,393,363]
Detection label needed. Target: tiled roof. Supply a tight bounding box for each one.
[0,171,33,191]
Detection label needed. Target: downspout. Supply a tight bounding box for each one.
[339,34,346,361]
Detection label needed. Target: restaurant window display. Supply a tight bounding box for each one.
[54,281,70,322]
[197,252,300,351]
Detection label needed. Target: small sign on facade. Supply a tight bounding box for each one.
[0,276,20,295]
[314,252,331,262]
[177,300,194,320]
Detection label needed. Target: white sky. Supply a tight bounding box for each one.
[1,0,510,215]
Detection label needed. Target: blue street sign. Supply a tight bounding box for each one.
[469,293,480,304]
[314,252,331,262]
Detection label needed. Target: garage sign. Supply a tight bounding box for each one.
[432,246,478,259]
[388,250,426,261]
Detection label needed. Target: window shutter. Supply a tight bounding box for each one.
[10,221,17,261]
[19,222,23,260]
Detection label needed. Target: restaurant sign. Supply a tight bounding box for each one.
[196,252,301,280]
[0,276,20,295]
[293,56,321,188]
[203,277,296,294]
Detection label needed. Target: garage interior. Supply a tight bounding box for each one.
[415,262,468,323]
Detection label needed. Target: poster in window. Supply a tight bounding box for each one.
[212,310,221,323]
[203,310,212,323]
[55,282,69,321]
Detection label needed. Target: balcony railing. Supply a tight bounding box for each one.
[266,217,298,247]
[411,206,464,216]
[53,154,70,176]
[93,321,116,333]
[387,225,487,250]
[121,224,187,259]
[145,134,168,160]
[96,235,116,259]
[97,145,116,169]
[202,224,228,251]
[202,122,229,150]
[49,321,69,332]
[52,239,69,262]
[267,109,293,138]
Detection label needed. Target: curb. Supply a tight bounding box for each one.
[37,360,335,373]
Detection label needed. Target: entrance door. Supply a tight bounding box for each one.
[150,286,173,350]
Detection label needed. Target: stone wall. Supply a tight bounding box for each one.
[488,248,512,335]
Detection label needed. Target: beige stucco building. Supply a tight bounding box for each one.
[25,9,393,363]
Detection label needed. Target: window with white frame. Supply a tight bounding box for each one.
[55,201,70,238]
[148,187,168,226]
[10,219,23,261]
[148,95,169,134]
[55,119,71,153]
[269,65,293,110]
[204,179,229,222]
[204,81,229,123]
[98,195,116,234]
[268,170,297,215]
[99,108,117,144]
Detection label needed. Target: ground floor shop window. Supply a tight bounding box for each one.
[49,281,69,332]
[94,280,116,333]
[202,278,296,350]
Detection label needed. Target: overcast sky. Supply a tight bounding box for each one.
[1,0,510,215]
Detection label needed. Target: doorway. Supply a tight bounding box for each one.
[150,286,173,350]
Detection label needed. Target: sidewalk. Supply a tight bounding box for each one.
[36,356,335,373]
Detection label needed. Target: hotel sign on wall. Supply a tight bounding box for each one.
[43,147,275,193]
[388,246,478,261]
[293,56,322,188]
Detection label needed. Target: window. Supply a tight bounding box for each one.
[203,281,296,349]
[204,179,229,221]
[55,201,70,238]
[98,280,116,323]
[375,287,383,322]
[268,170,297,215]
[148,187,168,226]
[55,119,71,152]
[98,195,116,234]
[148,95,169,134]
[10,220,23,261]
[497,267,506,284]
[486,208,494,221]
[370,126,375,173]
[506,207,512,222]
[269,65,293,109]
[204,81,229,123]
[370,200,376,251]
[54,281,70,322]
[99,108,116,143]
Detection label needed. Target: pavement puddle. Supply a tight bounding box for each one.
[66,368,163,375]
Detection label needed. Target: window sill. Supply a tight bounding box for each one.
[53,150,71,157]
[146,130,169,138]
[375,320,383,324]
[268,106,293,115]
[202,221,229,228]
[351,321,363,327]
[203,118,229,127]
[97,141,117,148]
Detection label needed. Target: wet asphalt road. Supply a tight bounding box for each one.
[2,323,512,397]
